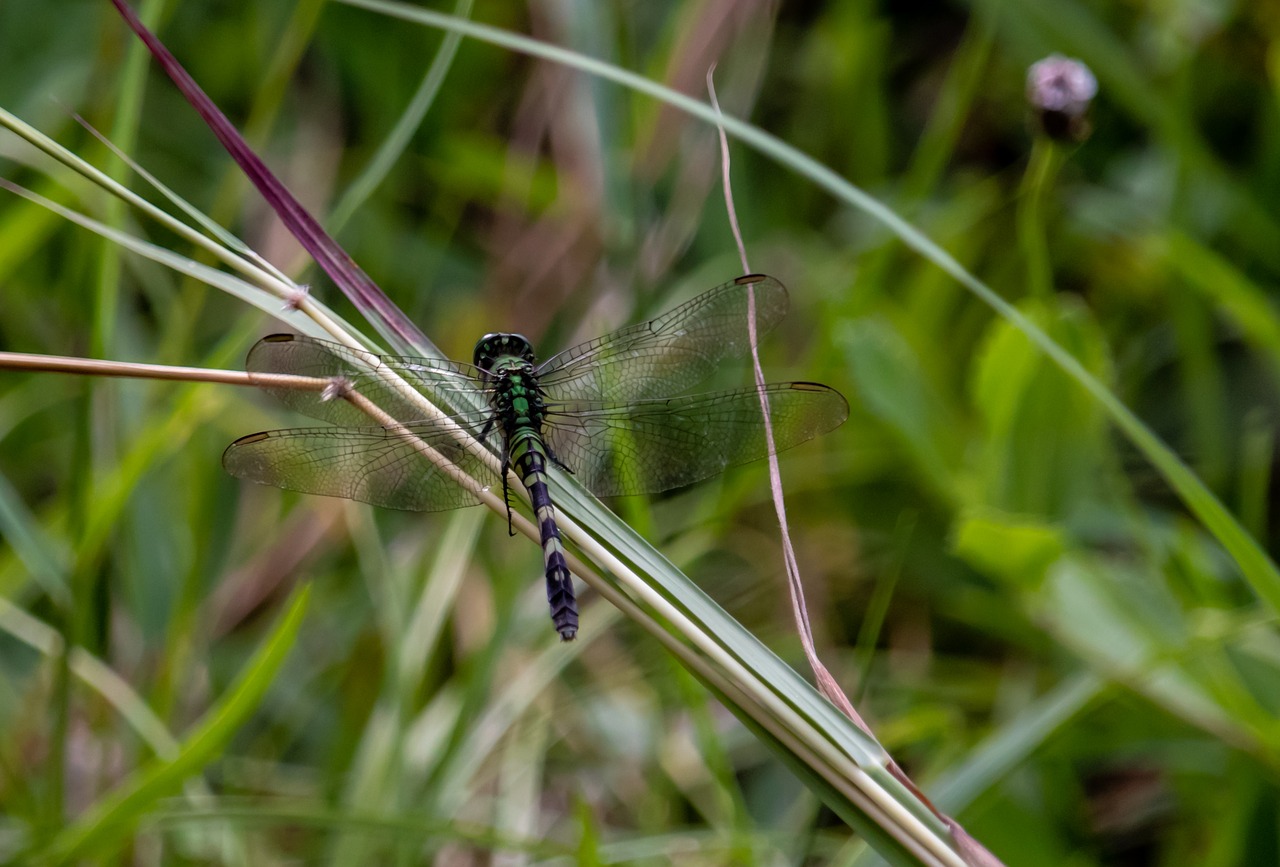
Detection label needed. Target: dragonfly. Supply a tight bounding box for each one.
[223,274,848,641]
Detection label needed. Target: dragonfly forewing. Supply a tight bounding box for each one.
[246,334,487,427]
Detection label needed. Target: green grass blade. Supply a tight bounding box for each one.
[32,584,310,864]
[327,0,473,234]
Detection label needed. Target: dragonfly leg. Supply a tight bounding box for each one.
[500,453,517,537]
[481,414,517,536]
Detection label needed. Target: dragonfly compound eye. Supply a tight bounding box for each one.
[473,333,536,371]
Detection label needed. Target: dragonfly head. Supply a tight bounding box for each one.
[474,332,536,372]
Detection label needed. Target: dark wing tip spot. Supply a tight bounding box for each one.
[788,382,851,424]
[262,333,297,343]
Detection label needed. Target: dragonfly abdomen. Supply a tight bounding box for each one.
[509,429,578,641]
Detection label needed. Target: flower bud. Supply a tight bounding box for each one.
[1027,54,1097,142]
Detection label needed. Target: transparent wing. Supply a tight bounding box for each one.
[536,274,789,403]
[244,334,488,427]
[543,382,848,497]
[222,418,501,512]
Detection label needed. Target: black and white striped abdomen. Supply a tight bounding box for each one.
[509,430,578,640]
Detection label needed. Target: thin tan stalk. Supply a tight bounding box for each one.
[0,352,320,389]
[706,69,862,722]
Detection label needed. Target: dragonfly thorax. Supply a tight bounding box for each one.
[474,332,537,372]
[475,332,547,433]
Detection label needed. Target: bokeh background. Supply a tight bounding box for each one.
[2,0,1280,863]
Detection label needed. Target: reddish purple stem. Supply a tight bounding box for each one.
[109,0,430,353]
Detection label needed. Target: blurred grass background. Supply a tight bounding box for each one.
[2,0,1280,863]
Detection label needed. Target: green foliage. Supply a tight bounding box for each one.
[3,0,1280,864]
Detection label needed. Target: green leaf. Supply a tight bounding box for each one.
[969,296,1112,519]
[951,508,1065,588]
[839,316,959,498]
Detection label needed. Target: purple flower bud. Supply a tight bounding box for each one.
[1027,55,1098,142]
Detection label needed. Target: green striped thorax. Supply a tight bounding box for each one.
[474,333,548,432]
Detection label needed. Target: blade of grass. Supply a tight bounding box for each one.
[109,0,433,357]
[0,597,180,759]
[0,177,356,344]
[94,0,170,358]
[31,585,311,864]
[73,111,292,285]
[327,0,474,234]
[0,107,295,297]
[0,471,71,607]
[930,672,1104,814]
